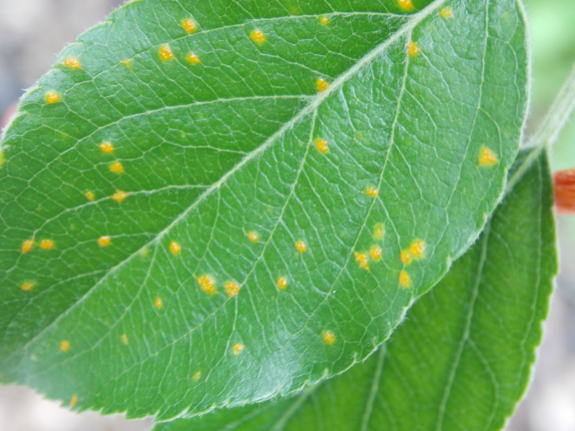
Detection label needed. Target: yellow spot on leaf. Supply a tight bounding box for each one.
[21,282,35,292]
[159,44,174,61]
[247,231,260,242]
[61,56,81,70]
[364,186,379,198]
[277,276,288,290]
[400,250,412,265]
[319,15,330,25]
[440,7,453,18]
[399,270,412,288]
[315,138,329,155]
[407,40,421,56]
[295,240,307,253]
[323,330,336,345]
[0,150,4,166]
[99,141,114,154]
[232,343,245,356]
[170,241,181,255]
[22,240,34,254]
[373,223,385,241]
[225,281,241,298]
[409,239,426,259]
[197,274,217,295]
[154,297,163,309]
[316,78,330,93]
[109,161,124,174]
[112,190,128,203]
[182,18,198,34]
[98,236,112,248]
[121,59,132,70]
[193,371,202,381]
[479,147,499,167]
[70,395,78,407]
[60,340,70,352]
[250,29,266,45]
[370,245,382,261]
[40,239,55,250]
[120,334,129,345]
[85,191,95,201]
[398,0,414,11]
[186,52,201,65]
[45,92,61,104]
[354,252,369,271]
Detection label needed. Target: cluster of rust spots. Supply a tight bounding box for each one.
[555,168,575,214]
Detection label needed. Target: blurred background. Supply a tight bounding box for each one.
[0,0,574,430]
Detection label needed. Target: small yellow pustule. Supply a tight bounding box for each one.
[440,7,453,18]
[99,141,114,154]
[193,371,202,381]
[85,191,95,201]
[277,276,288,290]
[120,334,129,345]
[315,138,329,155]
[21,240,34,254]
[182,18,198,34]
[479,147,499,167]
[323,330,336,345]
[407,40,421,56]
[316,78,330,93]
[250,29,266,45]
[109,161,124,174]
[40,239,55,250]
[197,274,217,295]
[400,250,412,265]
[398,0,415,11]
[364,187,379,198]
[232,343,245,356]
[247,231,260,242]
[98,236,112,247]
[70,395,78,407]
[159,44,174,61]
[45,92,61,104]
[121,59,133,70]
[370,245,382,261]
[170,241,182,255]
[60,340,71,352]
[154,297,163,309]
[409,239,426,258]
[0,150,4,166]
[21,282,35,292]
[354,252,369,271]
[225,281,241,298]
[186,52,201,65]
[399,270,412,288]
[112,190,128,203]
[373,223,385,241]
[319,15,330,25]
[295,240,307,253]
[61,56,81,70]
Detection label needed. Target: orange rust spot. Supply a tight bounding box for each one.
[407,40,421,56]
[315,138,329,155]
[370,245,382,261]
[61,56,81,70]
[22,240,34,254]
[399,270,412,288]
[354,252,369,271]
[98,236,112,248]
[323,330,336,345]
[154,297,163,309]
[277,276,288,290]
[295,240,307,253]
[40,239,55,250]
[555,168,575,214]
[186,52,201,65]
[159,44,174,61]
[409,239,426,259]
[232,343,245,356]
[99,141,114,154]
[400,250,412,265]
[45,92,61,104]
[112,190,128,203]
[60,340,70,352]
[170,241,182,255]
[70,395,78,407]
[479,147,499,167]
[85,191,95,201]
[182,18,198,34]
[316,78,330,93]
[197,274,217,295]
[398,0,414,11]
[250,29,266,45]
[109,161,124,174]
[225,281,241,298]
[120,334,129,345]
[440,7,453,18]
[247,231,260,242]
[21,282,35,292]
[365,186,379,198]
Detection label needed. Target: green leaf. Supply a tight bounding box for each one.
[0,0,527,419]
[153,147,557,431]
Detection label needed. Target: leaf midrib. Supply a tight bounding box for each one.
[9,0,447,364]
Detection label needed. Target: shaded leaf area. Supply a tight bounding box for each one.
[155,148,556,431]
[0,0,526,419]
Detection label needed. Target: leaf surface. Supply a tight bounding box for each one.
[0,0,527,419]
[154,147,557,431]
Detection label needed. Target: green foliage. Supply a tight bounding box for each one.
[0,0,558,428]
[153,148,557,431]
